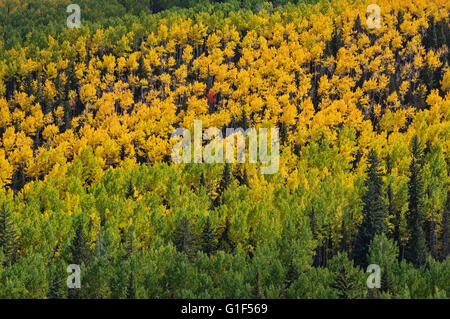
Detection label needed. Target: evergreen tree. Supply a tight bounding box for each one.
[124,225,135,259]
[173,215,198,260]
[396,11,404,31]
[441,191,450,260]
[137,53,148,79]
[279,121,288,145]
[329,252,364,299]
[340,218,348,252]
[386,153,393,175]
[325,25,344,57]
[367,233,398,295]
[218,217,234,253]
[252,271,263,299]
[126,179,135,200]
[424,16,438,49]
[96,225,108,259]
[70,219,92,267]
[386,154,400,243]
[120,145,126,161]
[0,203,18,264]
[406,135,427,267]
[200,172,206,188]
[247,226,257,258]
[220,163,232,192]
[126,273,136,299]
[242,167,249,188]
[352,149,387,266]
[214,163,232,207]
[236,166,250,188]
[47,270,64,299]
[240,107,248,130]
[201,217,217,256]
[353,15,363,34]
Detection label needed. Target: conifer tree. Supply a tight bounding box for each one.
[214,163,232,207]
[126,273,136,299]
[47,269,64,299]
[367,233,398,295]
[425,16,438,49]
[96,225,108,259]
[396,11,404,31]
[406,135,427,267]
[353,15,363,34]
[126,179,135,200]
[173,215,197,260]
[242,167,249,188]
[441,191,450,260]
[124,226,135,259]
[218,217,234,253]
[247,226,257,258]
[70,219,92,267]
[200,172,206,188]
[220,163,232,192]
[252,271,263,299]
[0,203,18,264]
[386,154,400,243]
[240,108,248,130]
[201,217,217,256]
[279,122,287,145]
[352,150,387,266]
[340,218,348,252]
[326,25,344,57]
[330,252,364,299]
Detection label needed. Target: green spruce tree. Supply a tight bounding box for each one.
[173,215,198,260]
[406,135,427,267]
[0,203,18,264]
[70,219,92,267]
[126,179,135,200]
[126,273,136,299]
[352,149,387,266]
[330,252,365,299]
[218,217,234,253]
[201,217,217,256]
[442,191,450,260]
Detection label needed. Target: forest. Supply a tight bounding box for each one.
[0,0,449,298]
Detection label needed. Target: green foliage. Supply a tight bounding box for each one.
[329,252,366,299]
[201,217,217,256]
[352,150,387,266]
[406,135,427,267]
[0,202,17,264]
[172,215,198,260]
[367,233,398,295]
[69,217,92,267]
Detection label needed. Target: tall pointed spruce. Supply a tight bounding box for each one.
[70,219,92,267]
[405,135,427,267]
[352,149,387,267]
[173,215,198,260]
[0,203,18,264]
[441,190,450,260]
[201,217,217,256]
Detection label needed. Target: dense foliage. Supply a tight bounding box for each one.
[0,0,449,298]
